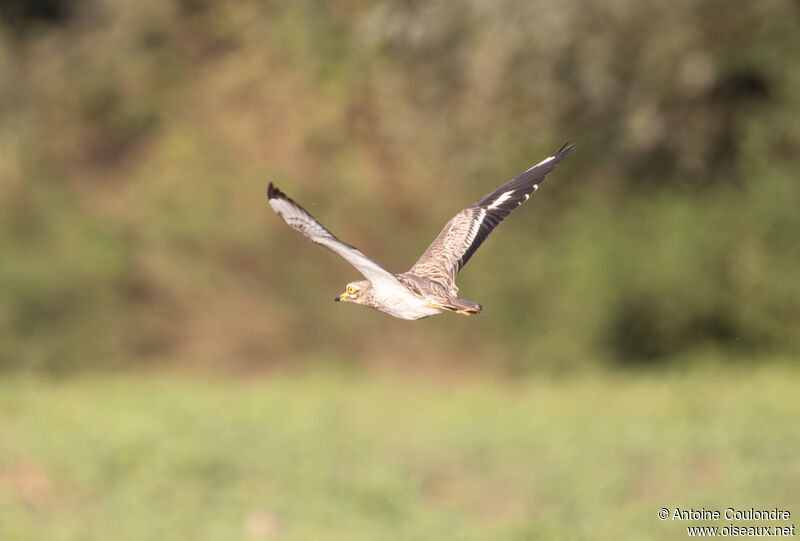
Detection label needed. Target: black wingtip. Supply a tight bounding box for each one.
[267,182,281,200]
[557,140,573,156]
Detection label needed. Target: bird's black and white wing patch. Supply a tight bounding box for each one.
[268,183,409,294]
[408,142,573,288]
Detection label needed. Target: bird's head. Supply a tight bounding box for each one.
[334,280,372,305]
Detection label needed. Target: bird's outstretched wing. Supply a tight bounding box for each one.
[408,142,573,289]
[268,183,408,293]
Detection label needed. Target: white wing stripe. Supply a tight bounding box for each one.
[487,190,514,210]
[525,155,554,172]
[468,208,486,245]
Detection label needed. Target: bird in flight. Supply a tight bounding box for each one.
[268,142,572,320]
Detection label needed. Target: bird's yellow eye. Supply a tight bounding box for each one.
[347,285,357,295]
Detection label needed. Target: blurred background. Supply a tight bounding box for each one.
[1,0,798,539]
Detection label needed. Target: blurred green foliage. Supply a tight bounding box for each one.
[1,370,798,540]
[1,4,799,538]
[1,0,799,372]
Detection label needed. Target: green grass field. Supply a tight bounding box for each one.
[1,367,798,541]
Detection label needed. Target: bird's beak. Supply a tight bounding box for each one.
[334,292,345,302]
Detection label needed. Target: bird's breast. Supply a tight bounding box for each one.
[372,289,444,320]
